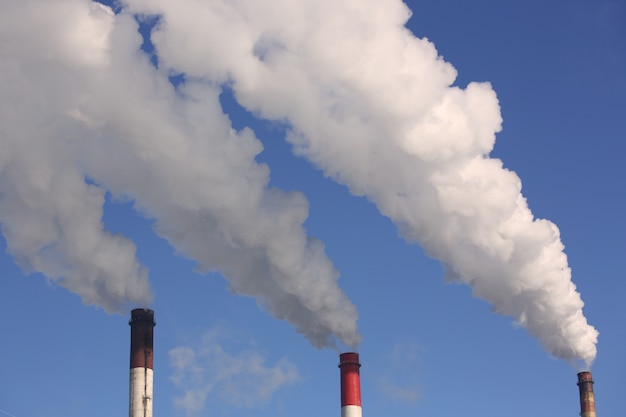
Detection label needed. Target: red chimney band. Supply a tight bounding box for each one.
[339,352,362,407]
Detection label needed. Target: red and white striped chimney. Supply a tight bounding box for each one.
[577,371,597,417]
[129,308,155,417]
[339,352,362,417]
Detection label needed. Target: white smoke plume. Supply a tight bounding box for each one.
[0,0,598,365]
[0,0,359,348]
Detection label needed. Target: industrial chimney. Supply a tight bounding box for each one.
[129,308,155,417]
[577,371,596,417]
[339,352,362,417]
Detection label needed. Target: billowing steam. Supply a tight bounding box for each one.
[0,0,358,348]
[0,0,597,364]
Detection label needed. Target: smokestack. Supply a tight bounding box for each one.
[129,308,155,417]
[339,352,362,417]
[577,371,596,417]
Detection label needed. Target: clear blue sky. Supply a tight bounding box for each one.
[1,1,624,416]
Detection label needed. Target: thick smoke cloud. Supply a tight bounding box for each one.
[0,0,151,311]
[0,0,359,348]
[0,0,597,365]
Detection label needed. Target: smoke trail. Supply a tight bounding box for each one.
[120,0,598,365]
[0,0,598,364]
[0,0,151,312]
[0,0,359,348]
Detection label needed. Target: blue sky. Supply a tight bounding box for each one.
[1,0,624,416]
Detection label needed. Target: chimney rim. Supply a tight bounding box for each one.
[129,308,156,326]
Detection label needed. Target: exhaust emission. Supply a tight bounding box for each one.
[339,352,362,417]
[129,309,155,417]
[577,371,596,417]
